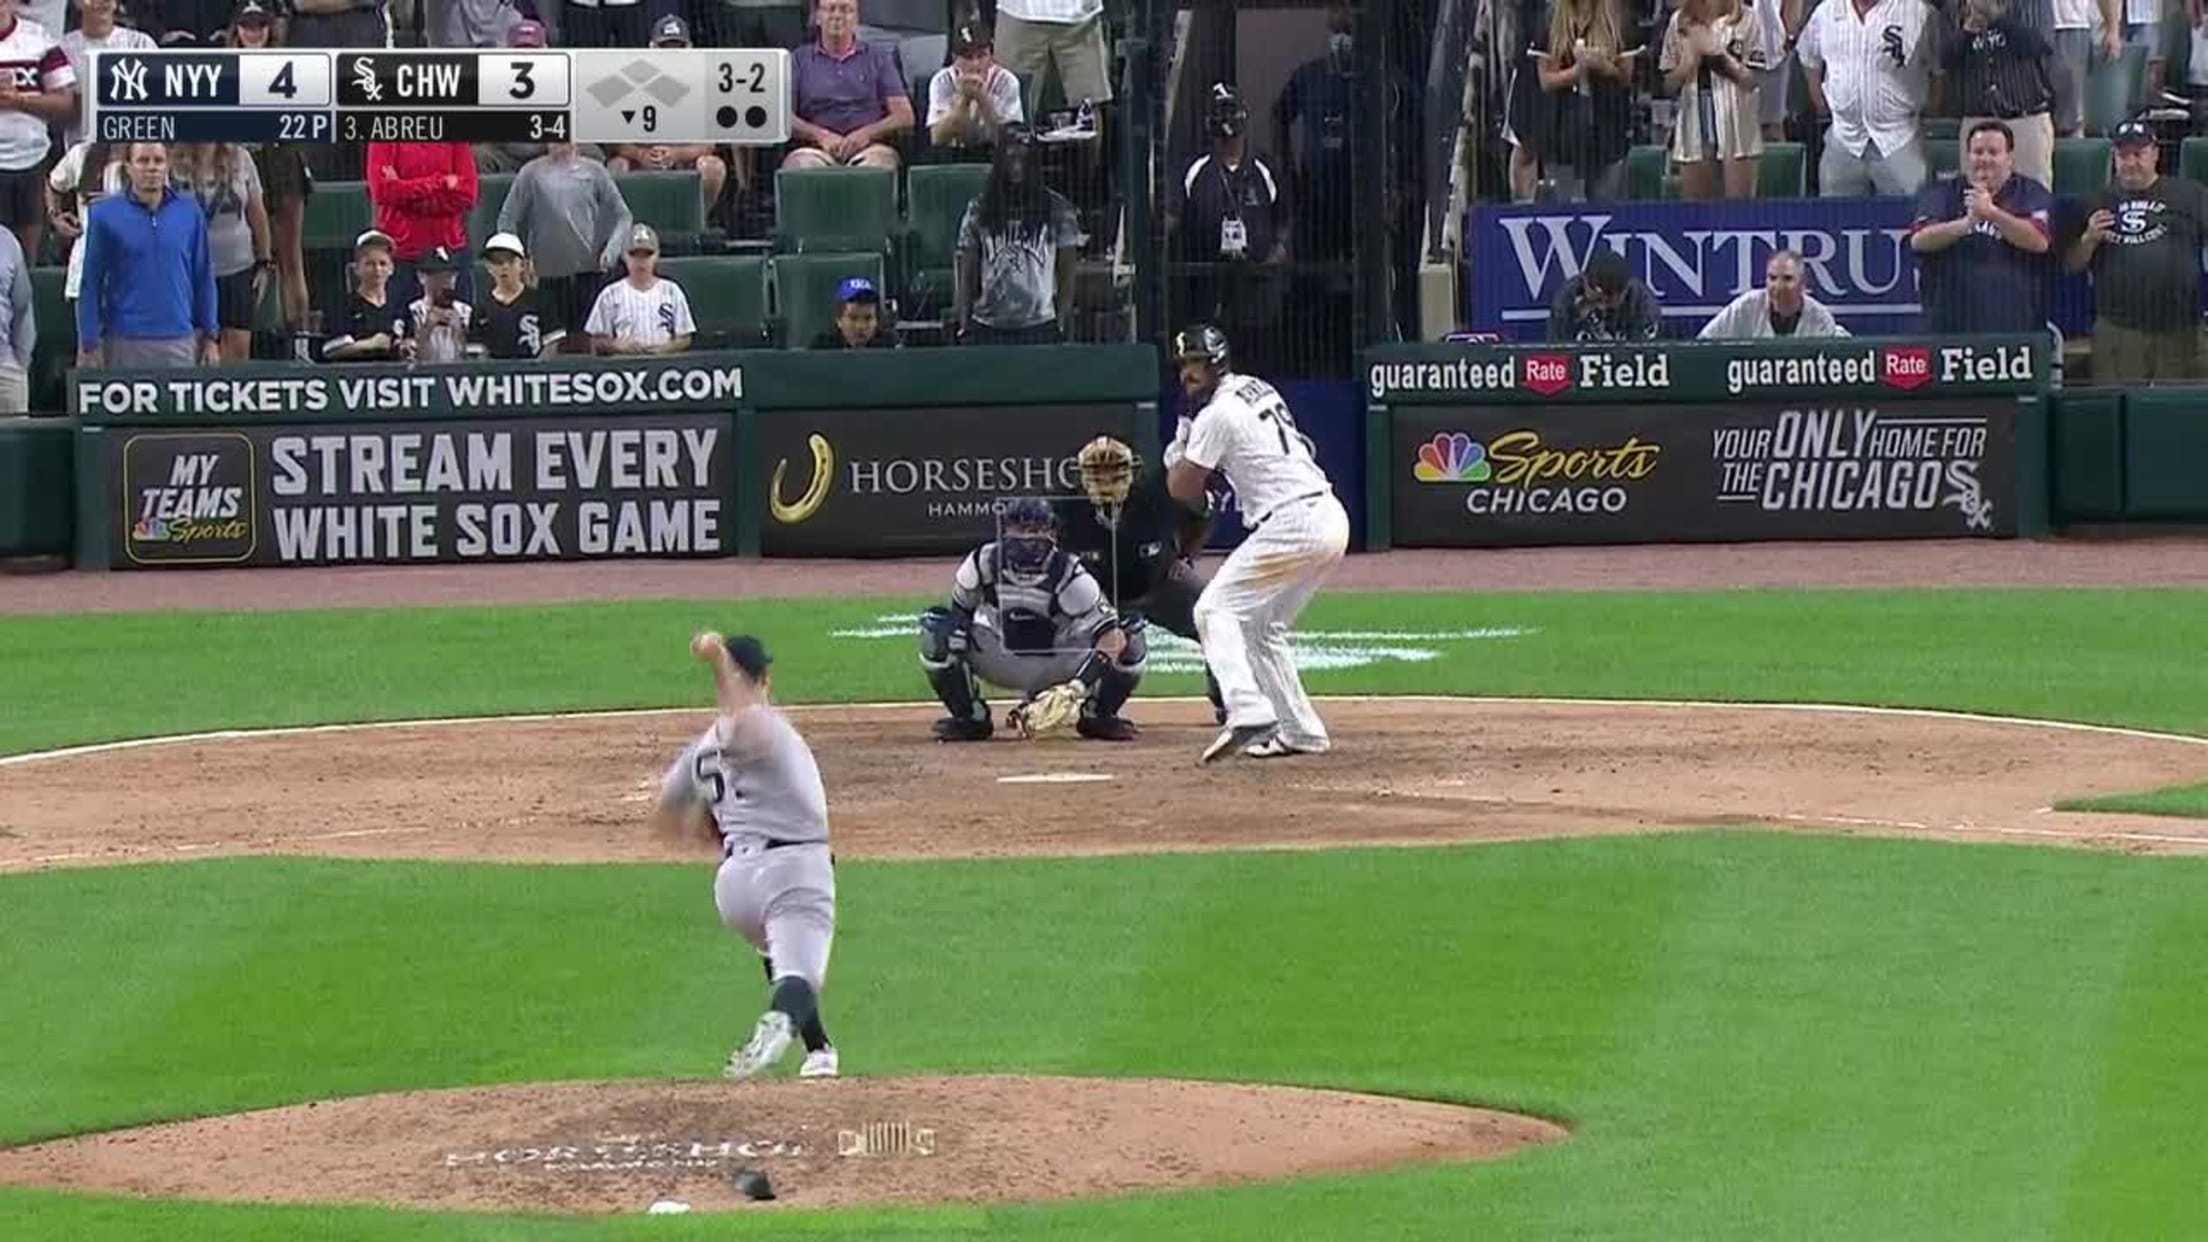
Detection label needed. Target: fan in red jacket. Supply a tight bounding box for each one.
[367,142,479,307]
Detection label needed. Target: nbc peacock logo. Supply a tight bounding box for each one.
[1413,432,1492,484]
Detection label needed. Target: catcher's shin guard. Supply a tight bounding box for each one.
[919,606,987,722]
[1088,617,1147,720]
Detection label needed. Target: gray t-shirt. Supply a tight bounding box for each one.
[957,188,1081,330]
[497,153,634,279]
[183,154,263,279]
[663,711,830,847]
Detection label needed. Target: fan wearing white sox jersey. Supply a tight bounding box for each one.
[1164,322,1351,763]
[585,223,695,356]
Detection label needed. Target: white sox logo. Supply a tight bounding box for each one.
[1,64,44,92]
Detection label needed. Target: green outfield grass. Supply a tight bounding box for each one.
[2059,781,2208,818]
[3,587,2208,1239]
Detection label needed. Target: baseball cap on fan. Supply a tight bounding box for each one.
[506,18,549,47]
[232,0,274,27]
[2112,119,2155,149]
[836,275,879,304]
[652,13,692,46]
[482,231,527,259]
[417,245,459,273]
[626,223,661,254]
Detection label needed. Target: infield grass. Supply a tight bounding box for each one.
[2058,781,2208,818]
[3,587,2208,1239]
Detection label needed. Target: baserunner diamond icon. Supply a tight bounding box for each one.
[588,61,691,108]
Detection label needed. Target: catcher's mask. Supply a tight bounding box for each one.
[1078,436,1136,509]
[997,496,1056,575]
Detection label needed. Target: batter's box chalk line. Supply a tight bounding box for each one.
[826,616,1541,673]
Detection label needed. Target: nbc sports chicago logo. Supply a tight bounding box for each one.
[1409,429,1662,517]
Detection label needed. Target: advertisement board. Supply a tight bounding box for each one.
[756,405,1122,557]
[1391,399,2018,546]
[109,416,730,568]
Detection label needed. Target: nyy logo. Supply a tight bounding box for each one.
[108,57,149,101]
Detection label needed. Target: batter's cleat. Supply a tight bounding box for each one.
[1245,733,1324,759]
[1201,723,1275,764]
[799,1047,840,1079]
[932,713,994,742]
[1076,714,1140,742]
[724,1011,795,1081]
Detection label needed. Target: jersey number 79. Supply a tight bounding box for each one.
[1256,396,1318,461]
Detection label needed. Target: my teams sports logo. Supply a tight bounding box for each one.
[1412,432,1492,483]
[118,432,257,565]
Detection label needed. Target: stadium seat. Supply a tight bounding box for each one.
[467,174,514,252]
[1926,138,1962,181]
[613,171,708,253]
[657,254,771,349]
[2053,137,2112,196]
[774,166,897,253]
[1757,142,1806,197]
[2183,135,2208,185]
[771,251,888,347]
[303,180,373,251]
[1627,145,1668,199]
[904,163,990,317]
[28,266,68,413]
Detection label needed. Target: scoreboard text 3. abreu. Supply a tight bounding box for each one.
[89,48,791,147]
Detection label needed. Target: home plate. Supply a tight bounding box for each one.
[997,773,1117,785]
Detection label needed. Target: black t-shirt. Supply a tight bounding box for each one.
[1527,17,1634,170]
[1050,469,1204,604]
[1173,153,1286,263]
[808,327,892,349]
[323,291,405,362]
[470,286,566,359]
[2088,176,2208,333]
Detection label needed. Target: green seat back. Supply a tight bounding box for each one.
[2053,137,2112,197]
[28,266,69,413]
[302,180,373,251]
[613,171,707,251]
[1627,145,1667,200]
[904,162,990,307]
[656,255,771,348]
[2182,135,2208,185]
[1757,141,1806,197]
[771,251,888,347]
[774,166,897,253]
[1926,138,1962,181]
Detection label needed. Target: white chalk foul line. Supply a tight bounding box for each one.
[997,773,1116,785]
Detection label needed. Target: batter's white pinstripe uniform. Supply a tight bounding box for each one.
[1184,372,1350,752]
[584,276,696,350]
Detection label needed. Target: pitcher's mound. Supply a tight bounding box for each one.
[0,1076,1565,1214]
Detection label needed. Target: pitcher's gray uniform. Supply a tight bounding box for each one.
[663,711,836,994]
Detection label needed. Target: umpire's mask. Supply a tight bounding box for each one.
[1078,436,1136,509]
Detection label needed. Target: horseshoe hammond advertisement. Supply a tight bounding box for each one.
[1392,400,2020,547]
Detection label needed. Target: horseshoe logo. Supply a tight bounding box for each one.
[769,434,835,525]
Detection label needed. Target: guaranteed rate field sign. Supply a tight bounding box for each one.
[107,417,731,568]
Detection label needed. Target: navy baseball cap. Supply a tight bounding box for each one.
[722,635,772,680]
[417,245,458,273]
[2113,119,2155,148]
[836,276,879,303]
[652,13,692,45]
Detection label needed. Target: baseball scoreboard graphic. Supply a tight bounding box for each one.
[88,47,790,146]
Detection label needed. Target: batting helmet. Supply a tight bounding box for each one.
[1172,323,1231,368]
[1077,436,1137,509]
[997,497,1057,575]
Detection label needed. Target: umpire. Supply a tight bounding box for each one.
[1052,436,1228,724]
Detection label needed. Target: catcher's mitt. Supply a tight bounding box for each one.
[1009,680,1089,739]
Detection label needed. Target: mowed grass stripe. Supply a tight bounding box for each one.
[6,837,2208,1239]
[5,589,2208,757]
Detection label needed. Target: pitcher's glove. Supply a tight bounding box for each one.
[1010,680,1089,739]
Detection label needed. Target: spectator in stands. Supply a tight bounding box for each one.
[2125,0,2170,103]
[1530,0,1639,200]
[1908,119,2052,333]
[928,22,1024,154]
[1798,0,1933,196]
[1699,249,1849,336]
[811,274,893,347]
[1934,0,2057,191]
[955,124,1079,344]
[0,224,30,412]
[1502,0,1553,200]
[78,142,220,368]
[60,0,157,147]
[2049,0,2122,136]
[784,0,914,170]
[1272,6,1357,257]
[0,0,77,266]
[404,244,473,362]
[1663,0,1768,199]
[476,21,594,173]
[1755,0,1797,142]
[564,0,650,47]
[586,223,695,354]
[47,140,124,315]
[1548,248,1660,340]
[286,0,392,46]
[230,0,313,334]
[172,142,272,362]
[430,0,529,45]
[499,139,632,353]
[1167,84,1286,369]
[323,228,407,360]
[694,0,806,50]
[471,231,566,358]
[2066,119,2208,379]
[144,0,229,45]
[993,0,1112,124]
[606,16,732,216]
[368,139,478,310]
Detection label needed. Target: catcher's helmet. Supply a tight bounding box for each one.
[1172,323,1231,368]
[1077,436,1137,508]
[1204,82,1248,138]
[997,496,1057,575]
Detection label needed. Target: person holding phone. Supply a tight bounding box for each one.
[1531,0,1641,200]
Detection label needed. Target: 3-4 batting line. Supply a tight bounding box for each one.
[3,695,2202,770]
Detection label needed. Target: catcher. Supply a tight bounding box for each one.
[1052,436,1226,724]
[920,497,1147,742]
